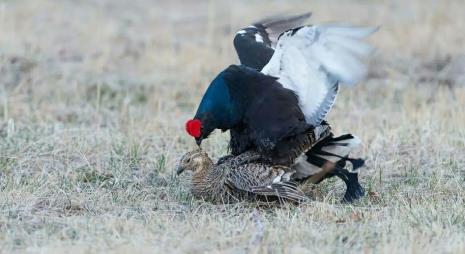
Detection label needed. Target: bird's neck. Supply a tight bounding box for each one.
[191,157,214,184]
[191,157,222,199]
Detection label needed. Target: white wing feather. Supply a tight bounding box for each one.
[262,24,377,125]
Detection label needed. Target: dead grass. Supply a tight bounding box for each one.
[0,0,464,253]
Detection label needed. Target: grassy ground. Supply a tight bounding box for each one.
[1,0,464,253]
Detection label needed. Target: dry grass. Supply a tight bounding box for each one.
[1,0,464,253]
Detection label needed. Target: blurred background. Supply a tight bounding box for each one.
[1,0,464,128]
[0,0,464,252]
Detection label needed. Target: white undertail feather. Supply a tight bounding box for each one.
[262,24,377,125]
[292,135,362,180]
[292,155,322,178]
[319,135,361,163]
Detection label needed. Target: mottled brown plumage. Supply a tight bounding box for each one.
[177,124,332,203]
[178,123,331,203]
[177,149,306,204]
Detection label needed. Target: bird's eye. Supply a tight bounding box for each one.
[186,158,192,163]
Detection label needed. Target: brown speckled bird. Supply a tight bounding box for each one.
[176,149,306,204]
[176,125,333,204]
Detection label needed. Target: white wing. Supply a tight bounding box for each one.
[261,24,377,126]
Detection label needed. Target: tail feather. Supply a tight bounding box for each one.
[291,133,366,202]
[292,133,364,181]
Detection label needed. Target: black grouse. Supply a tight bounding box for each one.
[185,13,376,202]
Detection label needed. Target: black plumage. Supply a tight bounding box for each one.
[233,13,311,70]
[200,64,315,164]
[185,13,376,202]
[233,25,274,70]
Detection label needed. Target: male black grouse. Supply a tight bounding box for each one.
[185,13,376,202]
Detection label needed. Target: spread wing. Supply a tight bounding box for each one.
[261,25,378,126]
[233,13,311,70]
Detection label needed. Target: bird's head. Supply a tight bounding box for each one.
[185,116,215,146]
[185,67,242,146]
[176,149,212,175]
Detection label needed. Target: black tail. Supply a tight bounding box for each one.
[292,133,365,202]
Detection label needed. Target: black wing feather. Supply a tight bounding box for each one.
[233,13,311,70]
[222,65,310,158]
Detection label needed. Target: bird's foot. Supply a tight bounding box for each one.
[342,173,365,203]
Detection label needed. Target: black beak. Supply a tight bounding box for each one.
[176,166,184,175]
[195,138,202,146]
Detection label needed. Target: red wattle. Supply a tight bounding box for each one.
[185,119,202,138]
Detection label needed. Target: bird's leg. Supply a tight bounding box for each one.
[306,157,365,202]
[333,167,365,203]
[305,160,337,184]
[326,155,365,203]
